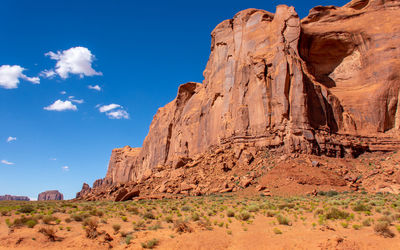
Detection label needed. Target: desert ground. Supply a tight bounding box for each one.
[1,191,400,250]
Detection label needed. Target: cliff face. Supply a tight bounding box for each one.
[0,195,30,201]
[78,0,400,199]
[38,190,63,201]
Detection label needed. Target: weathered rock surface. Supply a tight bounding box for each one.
[77,0,400,200]
[0,195,30,201]
[38,190,63,201]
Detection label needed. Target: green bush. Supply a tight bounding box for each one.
[226,209,235,217]
[325,208,350,220]
[237,211,251,221]
[26,219,38,228]
[18,205,35,214]
[141,238,159,249]
[276,214,291,226]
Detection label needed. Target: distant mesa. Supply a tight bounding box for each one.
[0,195,30,201]
[37,190,64,201]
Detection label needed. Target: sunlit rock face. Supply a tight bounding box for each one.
[78,0,400,198]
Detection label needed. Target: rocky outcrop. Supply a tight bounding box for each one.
[38,190,63,201]
[0,195,30,201]
[77,0,400,200]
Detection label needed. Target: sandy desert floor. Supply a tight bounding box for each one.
[1,193,400,249]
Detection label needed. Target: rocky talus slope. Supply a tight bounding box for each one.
[77,0,400,201]
[38,190,64,201]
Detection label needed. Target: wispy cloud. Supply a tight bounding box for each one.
[50,158,57,161]
[6,136,17,143]
[44,100,77,111]
[106,110,129,119]
[60,91,66,95]
[39,69,56,79]
[1,160,15,165]
[68,96,84,104]
[88,85,101,91]
[43,46,102,79]
[0,65,40,89]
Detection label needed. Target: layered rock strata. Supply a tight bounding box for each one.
[38,190,64,201]
[0,195,30,201]
[78,0,400,200]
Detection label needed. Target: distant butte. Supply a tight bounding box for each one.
[38,190,64,201]
[0,195,30,201]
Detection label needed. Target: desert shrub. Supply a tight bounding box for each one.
[190,212,199,221]
[133,220,146,231]
[362,219,372,227]
[164,215,173,223]
[352,202,370,212]
[325,208,350,220]
[174,220,193,233]
[39,227,62,241]
[326,190,339,197]
[121,216,128,222]
[112,224,121,233]
[352,224,361,230]
[226,209,235,217]
[42,215,57,225]
[26,219,38,228]
[273,228,282,234]
[181,206,191,212]
[276,214,291,226]
[141,238,159,249]
[127,206,139,214]
[125,235,133,245]
[71,214,84,222]
[143,212,155,220]
[84,218,99,239]
[148,222,162,231]
[341,222,349,228]
[248,204,259,212]
[378,216,393,224]
[374,222,395,238]
[278,203,295,209]
[18,205,35,214]
[237,211,251,221]
[65,218,72,223]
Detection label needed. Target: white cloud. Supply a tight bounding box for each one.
[50,158,57,161]
[44,46,102,79]
[60,91,66,95]
[40,69,56,78]
[68,96,84,104]
[29,197,37,201]
[44,100,77,111]
[88,85,101,91]
[7,136,17,143]
[1,160,15,165]
[106,109,130,119]
[0,65,40,89]
[62,166,69,171]
[99,104,120,113]
[98,104,130,119]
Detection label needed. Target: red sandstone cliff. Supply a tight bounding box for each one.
[77,0,400,200]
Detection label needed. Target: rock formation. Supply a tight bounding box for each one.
[77,0,400,200]
[38,190,63,201]
[0,195,30,201]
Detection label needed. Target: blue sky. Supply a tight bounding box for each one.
[0,0,349,200]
